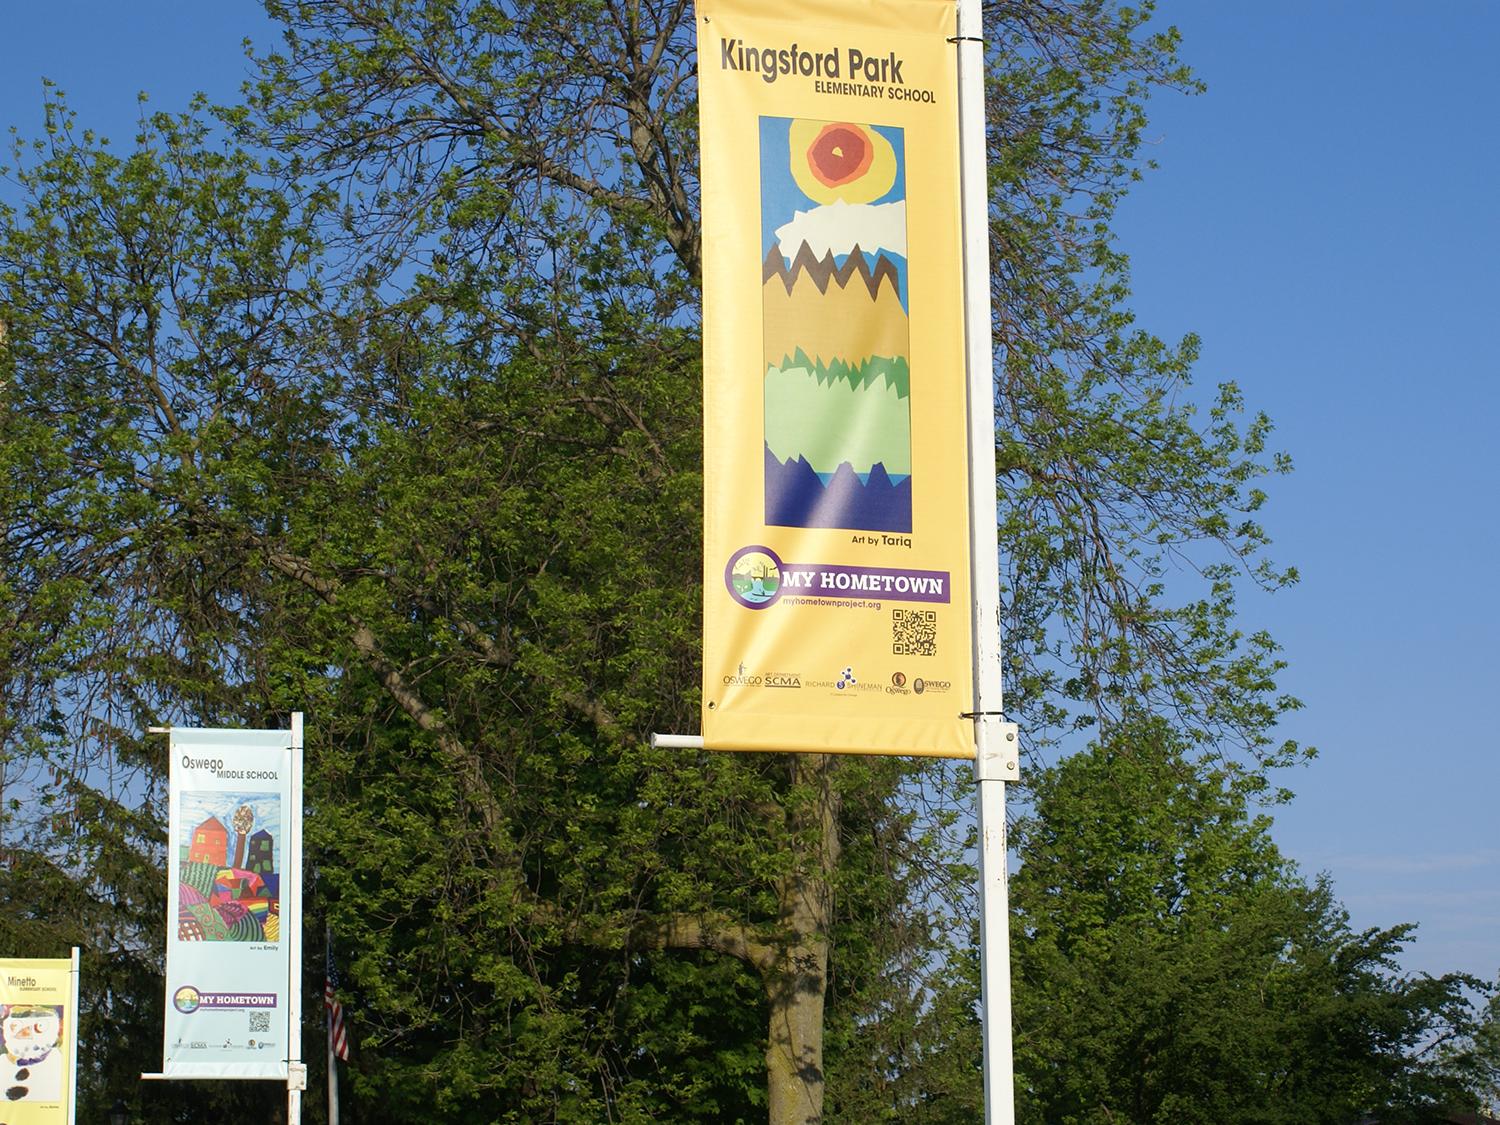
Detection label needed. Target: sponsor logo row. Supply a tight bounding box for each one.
[721,666,952,695]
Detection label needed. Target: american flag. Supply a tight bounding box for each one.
[325,932,350,1062]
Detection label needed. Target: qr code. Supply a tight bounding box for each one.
[248,1011,271,1033]
[892,609,937,656]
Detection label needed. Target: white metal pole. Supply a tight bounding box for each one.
[327,922,340,1125]
[68,946,80,1125]
[974,739,1016,1125]
[287,712,305,1125]
[955,0,1017,1122]
[327,1025,340,1125]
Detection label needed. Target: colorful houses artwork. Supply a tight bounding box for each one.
[177,793,281,944]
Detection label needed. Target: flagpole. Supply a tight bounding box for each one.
[327,1008,340,1125]
[954,0,1019,1122]
[327,925,340,1125]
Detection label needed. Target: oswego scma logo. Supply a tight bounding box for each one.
[722,661,802,689]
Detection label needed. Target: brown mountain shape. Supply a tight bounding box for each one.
[763,266,908,370]
[762,242,902,301]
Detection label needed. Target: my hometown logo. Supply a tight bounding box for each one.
[724,545,950,611]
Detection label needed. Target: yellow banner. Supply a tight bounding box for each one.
[1,957,75,1124]
[698,0,975,757]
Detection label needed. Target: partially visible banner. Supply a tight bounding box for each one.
[164,728,296,1078]
[0,954,77,1124]
[698,0,976,756]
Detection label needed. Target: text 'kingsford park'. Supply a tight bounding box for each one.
[719,39,907,85]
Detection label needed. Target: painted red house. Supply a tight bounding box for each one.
[187,816,229,866]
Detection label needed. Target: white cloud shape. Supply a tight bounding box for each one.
[775,200,906,260]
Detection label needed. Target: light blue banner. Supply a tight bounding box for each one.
[163,728,296,1079]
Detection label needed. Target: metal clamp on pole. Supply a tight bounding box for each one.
[975,719,1019,781]
[287,1061,309,1092]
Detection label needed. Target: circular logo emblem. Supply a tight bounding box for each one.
[173,986,202,1014]
[913,678,926,694]
[890,672,907,688]
[725,545,785,610]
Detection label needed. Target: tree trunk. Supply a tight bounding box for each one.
[764,937,830,1124]
[764,754,840,1125]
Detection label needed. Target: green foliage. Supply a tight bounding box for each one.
[0,101,326,1122]
[1011,720,1497,1124]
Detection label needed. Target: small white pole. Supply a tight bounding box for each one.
[974,735,1016,1125]
[327,924,340,1125]
[287,712,305,1125]
[68,946,80,1125]
[327,1027,340,1125]
[954,0,1017,1122]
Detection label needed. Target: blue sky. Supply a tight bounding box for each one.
[3,3,1494,981]
[1112,2,1499,980]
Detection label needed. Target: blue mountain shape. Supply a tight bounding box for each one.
[765,447,912,533]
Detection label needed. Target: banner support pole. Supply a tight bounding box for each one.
[327,993,340,1125]
[68,946,80,1125]
[954,0,1018,1122]
[287,712,305,1125]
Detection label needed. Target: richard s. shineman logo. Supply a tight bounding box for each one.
[837,667,857,690]
[726,545,784,609]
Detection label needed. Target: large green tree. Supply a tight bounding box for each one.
[0,96,930,1121]
[229,4,1297,1118]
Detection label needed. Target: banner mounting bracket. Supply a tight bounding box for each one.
[975,719,1019,781]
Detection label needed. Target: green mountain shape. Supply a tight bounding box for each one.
[769,349,910,399]
[765,362,911,476]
